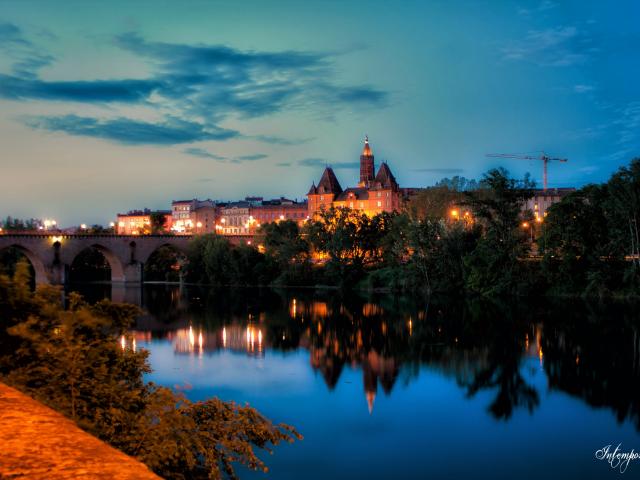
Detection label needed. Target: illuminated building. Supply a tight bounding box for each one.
[171,199,217,234]
[116,209,172,235]
[307,136,418,217]
[523,188,575,221]
[220,197,308,235]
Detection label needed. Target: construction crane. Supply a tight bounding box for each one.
[485,152,568,191]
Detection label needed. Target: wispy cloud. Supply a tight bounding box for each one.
[183,147,226,160]
[1,28,389,146]
[253,134,314,146]
[574,84,595,94]
[607,101,640,161]
[0,22,54,78]
[25,115,238,145]
[502,26,594,67]
[231,153,268,163]
[297,158,359,169]
[517,1,557,16]
[578,165,599,174]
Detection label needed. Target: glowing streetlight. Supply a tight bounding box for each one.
[80,224,87,230]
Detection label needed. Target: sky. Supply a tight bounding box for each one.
[0,0,639,226]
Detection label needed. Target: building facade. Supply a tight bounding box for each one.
[116,209,172,235]
[307,137,406,217]
[523,188,576,221]
[171,199,217,234]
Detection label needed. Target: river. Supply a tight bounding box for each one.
[72,284,640,479]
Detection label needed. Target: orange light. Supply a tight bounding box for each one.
[521,222,529,228]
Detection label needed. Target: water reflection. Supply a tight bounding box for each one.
[70,283,640,428]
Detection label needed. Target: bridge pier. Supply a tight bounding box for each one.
[122,263,143,284]
[49,263,67,285]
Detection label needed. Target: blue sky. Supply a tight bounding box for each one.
[0,0,638,225]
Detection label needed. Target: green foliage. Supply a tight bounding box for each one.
[407,186,465,221]
[538,159,640,297]
[0,270,300,479]
[144,245,182,282]
[186,234,278,286]
[462,168,534,295]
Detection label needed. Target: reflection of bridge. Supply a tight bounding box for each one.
[0,234,252,284]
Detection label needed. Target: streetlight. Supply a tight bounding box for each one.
[521,221,533,242]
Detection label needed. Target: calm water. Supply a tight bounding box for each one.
[74,284,640,479]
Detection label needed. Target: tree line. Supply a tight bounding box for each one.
[177,158,640,298]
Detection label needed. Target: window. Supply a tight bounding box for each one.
[377,192,381,198]
[359,202,364,208]
[377,201,382,207]
[320,195,324,201]
[349,202,354,208]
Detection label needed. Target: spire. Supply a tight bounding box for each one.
[362,135,372,157]
[359,135,375,186]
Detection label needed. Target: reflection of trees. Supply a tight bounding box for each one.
[541,301,640,430]
[133,286,640,428]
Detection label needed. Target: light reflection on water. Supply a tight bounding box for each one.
[70,284,640,479]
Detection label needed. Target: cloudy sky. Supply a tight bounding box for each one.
[1,0,639,225]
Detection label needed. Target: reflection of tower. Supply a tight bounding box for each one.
[362,351,400,414]
[359,136,375,187]
[362,358,377,414]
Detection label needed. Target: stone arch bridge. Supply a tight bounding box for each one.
[0,234,252,284]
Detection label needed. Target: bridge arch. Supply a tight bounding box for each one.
[0,244,48,285]
[68,243,126,283]
[141,242,188,282]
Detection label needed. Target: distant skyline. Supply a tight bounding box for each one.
[1,0,639,225]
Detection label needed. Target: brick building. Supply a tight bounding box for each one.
[307,137,415,217]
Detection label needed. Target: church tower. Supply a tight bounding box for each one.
[359,135,375,187]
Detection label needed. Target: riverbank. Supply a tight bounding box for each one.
[0,382,160,480]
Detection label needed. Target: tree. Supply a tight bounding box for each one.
[407,186,465,221]
[305,207,380,285]
[0,271,300,479]
[463,168,534,295]
[259,220,309,267]
[149,212,167,234]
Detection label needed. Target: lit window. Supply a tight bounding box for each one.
[377,201,382,207]
[377,192,381,197]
